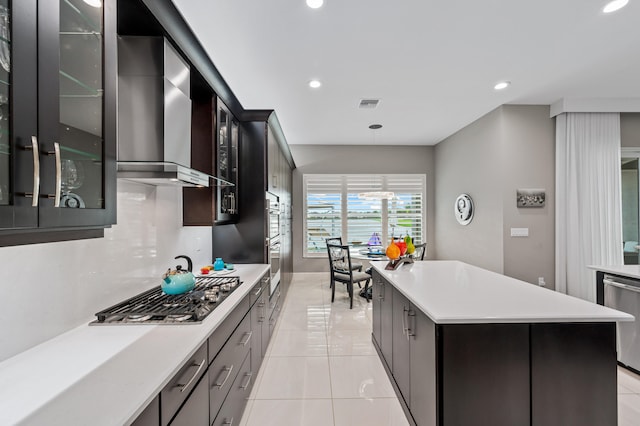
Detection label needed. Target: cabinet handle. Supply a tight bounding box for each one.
[222,417,234,426]
[402,306,408,336]
[213,365,234,389]
[240,372,253,390]
[407,310,416,340]
[378,282,385,300]
[239,331,252,346]
[45,142,61,207]
[20,136,41,206]
[254,287,263,297]
[174,358,206,393]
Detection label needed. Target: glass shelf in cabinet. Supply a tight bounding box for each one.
[59,71,102,97]
[61,0,102,34]
[60,145,101,162]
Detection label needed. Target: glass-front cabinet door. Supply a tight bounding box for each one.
[0,0,115,236]
[216,99,238,223]
[0,0,39,230]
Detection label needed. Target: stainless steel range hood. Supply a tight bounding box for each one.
[117,36,220,187]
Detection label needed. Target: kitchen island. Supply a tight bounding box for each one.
[370,260,633,426]
[0,264,270,426]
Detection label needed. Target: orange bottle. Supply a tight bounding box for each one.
[386,237,401,260]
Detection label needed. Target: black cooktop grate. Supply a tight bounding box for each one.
[91,276,241,325]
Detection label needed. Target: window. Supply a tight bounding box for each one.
[303,174,426,257]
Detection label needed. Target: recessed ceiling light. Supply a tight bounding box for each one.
[494,81,511,90]
[306,0,324,9]
[369,124,383,130]
[603,0,628,13]
[83,0,102,7]
[309,80,322,89]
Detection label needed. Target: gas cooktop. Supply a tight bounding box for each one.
[91,276,242,325]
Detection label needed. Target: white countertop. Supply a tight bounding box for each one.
[0,264,269,426]
[588,264,640,280]
[371,260,634,324]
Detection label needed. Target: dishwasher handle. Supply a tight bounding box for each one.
[603,278,640,294]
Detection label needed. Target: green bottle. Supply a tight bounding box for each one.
[405,235,415,254]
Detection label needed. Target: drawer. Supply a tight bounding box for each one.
[248,278,264,307]
[269,292,282,338]
[209,312,252,420]
[211,352,252,426]
[161,342,208,426]
[169,373,209,426]
[209,294,250,363]
[268,285,280,318]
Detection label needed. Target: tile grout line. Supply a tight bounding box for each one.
[317,279,338,426]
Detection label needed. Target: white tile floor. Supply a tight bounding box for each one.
[240,272,640,426]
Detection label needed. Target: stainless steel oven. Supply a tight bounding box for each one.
[266,192,280,294]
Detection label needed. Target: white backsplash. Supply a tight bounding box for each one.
[0,180,213,362]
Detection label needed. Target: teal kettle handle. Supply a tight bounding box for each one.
[175,255,193,272]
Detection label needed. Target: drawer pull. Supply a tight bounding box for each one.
[174,358,206,393]
[222,417,234,426]
[254,287,262,297]
[239,331,252,346]
[240,372,253,390]
[213,365,234,389]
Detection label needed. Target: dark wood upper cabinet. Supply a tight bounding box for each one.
[215,99,239,224]
[0,0,116,243]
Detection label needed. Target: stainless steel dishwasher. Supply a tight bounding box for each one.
[603,274,640,371]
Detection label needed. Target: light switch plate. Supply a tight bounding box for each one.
[511,227,529,237]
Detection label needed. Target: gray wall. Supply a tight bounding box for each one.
[290,145,434,272]
[434,105,556,288]
[621,113,640,147]
[433,107,505,273]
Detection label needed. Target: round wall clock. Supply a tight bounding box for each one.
[454,194,474,225]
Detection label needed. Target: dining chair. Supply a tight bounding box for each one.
[325,236,363,272]
[327,242,371,309]
[412,243,426,260]
[325,237,364,291]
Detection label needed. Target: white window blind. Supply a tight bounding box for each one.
[304,175,343,254]
[303,174,426,257]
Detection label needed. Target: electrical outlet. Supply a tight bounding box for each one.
[538,277,546,287]
[511,228,529,237]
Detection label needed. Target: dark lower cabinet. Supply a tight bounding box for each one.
[530,323,617,426]
[208,313,251,421]
[440,324,530,426]
[391,288,411,406]
[131,396,159,426]
[408,309,436,426]
[131,272,276,426]
[372,274,619,426]
[161,343,208,426]
[170,375,209,426]
[250,288,265,376]
[372,273,393,370]
[211,352,252,426]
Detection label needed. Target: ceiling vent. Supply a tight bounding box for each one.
[358,99,380,109]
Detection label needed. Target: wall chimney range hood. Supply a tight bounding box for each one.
[116,36,231,188]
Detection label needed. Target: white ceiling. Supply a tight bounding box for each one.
[171,0,640,146]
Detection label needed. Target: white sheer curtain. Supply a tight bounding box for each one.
[556,112,623,302]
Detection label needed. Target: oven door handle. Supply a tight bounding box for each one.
[603,278,640,294]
